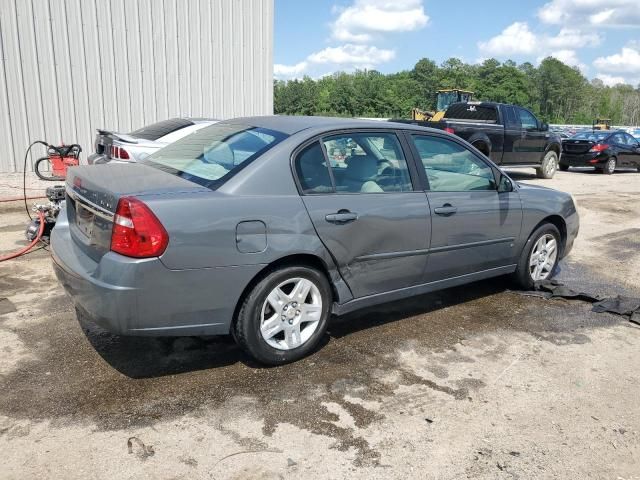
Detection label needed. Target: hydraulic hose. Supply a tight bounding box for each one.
[0,210,46,262]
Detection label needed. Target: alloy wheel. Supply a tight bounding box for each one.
[260,277,323,350]
[606,158,616,174]
[529,233,558,281]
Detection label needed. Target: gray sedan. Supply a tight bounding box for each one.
[51,116,579,365]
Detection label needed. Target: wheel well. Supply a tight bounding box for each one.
[534,215,567,253]
[472,140,490,156]
[548,144,560,157]
[230,254,336,333]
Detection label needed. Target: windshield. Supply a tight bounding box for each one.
[570,131,610,141]
[142,123,287,188]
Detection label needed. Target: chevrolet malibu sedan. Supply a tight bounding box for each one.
[52,116,579,365]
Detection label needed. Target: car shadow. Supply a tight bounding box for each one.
[80,276,516,379]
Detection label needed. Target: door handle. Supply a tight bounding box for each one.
[434,204,457,216]
[325,210,358,224]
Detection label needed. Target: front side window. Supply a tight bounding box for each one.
[142,123,287,189]
[518,108,538,130]
[412,135,496,192]
[612,133,626,145]
[322,133,412,193]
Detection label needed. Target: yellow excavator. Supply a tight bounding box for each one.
[411,88,475,121]
[592,118,611,130]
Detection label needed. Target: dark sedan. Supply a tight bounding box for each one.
[560,130,640,174]
[51,116,579,365]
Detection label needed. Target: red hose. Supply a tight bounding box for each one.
[0,210,46,262]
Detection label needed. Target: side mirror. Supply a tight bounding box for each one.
[540,122,549,131]
[498,173,514,193]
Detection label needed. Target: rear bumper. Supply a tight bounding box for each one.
[50,216,265,336]
[560,152,608,167]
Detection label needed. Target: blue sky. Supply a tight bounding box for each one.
[274,0,640,86]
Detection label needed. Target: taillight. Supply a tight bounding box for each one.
[444,127,455,134]
[589,143,609,152]
[110,145,131,160]
[110,197,169,258]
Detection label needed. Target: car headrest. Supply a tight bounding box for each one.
[204,141,234,168]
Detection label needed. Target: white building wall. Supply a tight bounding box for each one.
[0,0,273,172]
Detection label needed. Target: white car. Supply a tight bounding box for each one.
[88,118,218,164]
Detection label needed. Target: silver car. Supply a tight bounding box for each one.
[52,116,579,365]
[88,118,218,164]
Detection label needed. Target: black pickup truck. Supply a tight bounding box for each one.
[396,102,562,179]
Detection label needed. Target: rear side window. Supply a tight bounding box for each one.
[504,106,520,128]
[294,132,413,194]
[129,118,195,141]
[142,123,287,189]
[444,103,498,122]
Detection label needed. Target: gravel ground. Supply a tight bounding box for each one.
[0,168,639,479]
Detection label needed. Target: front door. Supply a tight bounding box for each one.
[515,107,547,164]
[408,133,523,282]
[295,132,431,298]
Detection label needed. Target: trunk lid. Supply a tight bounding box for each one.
[65,164,209,262]
[562,139,594,154]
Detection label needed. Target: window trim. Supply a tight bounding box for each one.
[403,131,502,193]
[290,128,421,196]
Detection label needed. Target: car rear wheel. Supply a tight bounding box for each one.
[601,157,616,175]
[536,151,558,179]
[513,223,561,289]
[233,265,331,365]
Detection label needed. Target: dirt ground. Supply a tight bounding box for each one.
[1,168,639,479]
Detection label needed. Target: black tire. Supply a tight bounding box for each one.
[233,265,332,365]
[559,163,569,171]
[601,157,616,175]
[512,223,562,290]
[536,150,558,179]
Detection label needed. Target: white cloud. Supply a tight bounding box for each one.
[274,62,309,78]
[594,46,640,73]
[595,73,627,86]
[274,45,396,79]
[478,22,600,57]
[332,0,429,43]
[543,49,588,72]
[478,22,538,56]
[545,28,601,49]
[538,0,640,27]
[308,44,395,66]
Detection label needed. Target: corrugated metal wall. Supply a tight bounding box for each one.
[0,0,273,172]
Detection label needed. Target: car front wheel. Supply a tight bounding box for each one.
[513,223,561,289]
[536,151,558,179]
[234,265,331,365]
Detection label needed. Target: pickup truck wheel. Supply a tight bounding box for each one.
[536,151,558,179]
[512,223,561,289]
[233,266,331,365]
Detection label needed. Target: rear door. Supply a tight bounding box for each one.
[516,107,547,164]
[501,105,521,165]
[407,133,522,282]
[295,131,431,299]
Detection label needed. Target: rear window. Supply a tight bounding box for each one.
[129,118,195,141]
[141,123,287,189]
[444,103,498,122]
[570,131,610,141]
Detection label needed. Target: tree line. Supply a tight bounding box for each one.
[274,57,640,126]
